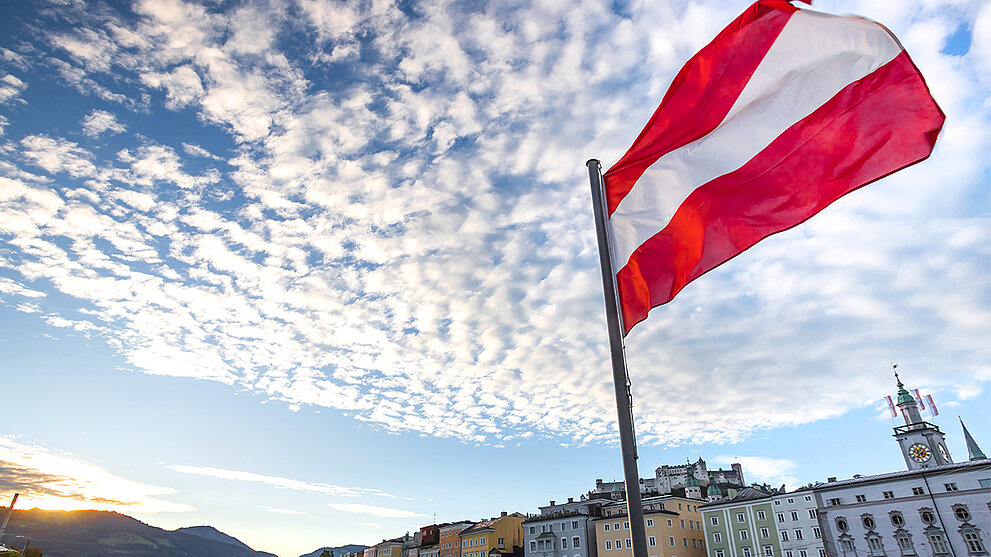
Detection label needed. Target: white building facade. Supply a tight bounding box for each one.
[813,374,990,557]
[771,489,826,557]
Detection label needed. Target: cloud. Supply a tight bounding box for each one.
[81,109,126,136]
[0,74,27,104]
[164,465,397,499]
[0,0,988,450]
[262,505,307,515]
[328,503,428,519]
[715,456,800,489]
[0,436,194,513]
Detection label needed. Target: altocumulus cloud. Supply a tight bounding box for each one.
[0,0,989,448]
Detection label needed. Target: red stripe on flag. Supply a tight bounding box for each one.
[616,52,944,333]
[603,1,796,215]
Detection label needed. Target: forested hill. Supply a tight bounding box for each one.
[0,509,277,557]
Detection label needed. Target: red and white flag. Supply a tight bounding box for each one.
[913,388,926,409]
[603,0,944,334]
[885,396,897,418]
[925,394,938,416]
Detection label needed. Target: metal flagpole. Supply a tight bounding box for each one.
[586,159,648,557]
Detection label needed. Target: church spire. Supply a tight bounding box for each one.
[960,417,987,461]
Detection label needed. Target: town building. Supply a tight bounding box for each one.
[812,373,990,557]
[770,489,825,557]
[524,496,605,557]
[594,495,708,557]
[378,539,405,557]
[460,513,526,557]
[421,524,442,557]
[701,486,783,557]
[440,521,475,557]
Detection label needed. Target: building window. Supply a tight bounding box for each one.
[716,550,725,557]
[921,510,936,524]
[761,528,770,539]
[809,510,817,519]
[684,539,688,548]
[529,542,536,552]
[741,530,749,541]
[799,552,807,557]
[928,533,949,555]
[562,538,568,550]
[828,499,842,506]
[625,539,632,549]
[714,533,722,543]
[883,491,894,499]
[764,546,774,557]
[912,487,925,496]
[953,506,972,521]
[786,552,793,557]
[787,498,794,504]
[649,537,656,547]
[891,512,905,527]
[819,550,826,557]
[868,535,885,556]
[605,524,611,532]
[738,513,746,523]
[530,527,536,535]
[836,519,849,533]
[573,537,580,548]
[614,523,621,531]
[795,530,804,541]
[962,531,986,554]
[980,479,991,489]
[668,520,673,527]
[778,514,785,523]
[758,511,767,521]
[711,517,719,526]
[813,527,821,539]
[856,495,867,503]
[624,522,630,531]
[791,512,799,521]
[863,516,876,530]
[743,548,752,557]
[499,538,505,548]
[670,537,676,547]
[945,483,958,492]
[896,533,915,555]
[572,521,579,529]
[605,541,612,550]
[776,501,781,506]
[781,531,789,542]
[646,519,654,527]
[681,520,686,529]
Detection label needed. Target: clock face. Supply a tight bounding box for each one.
[910,443,932,463]
[938,443,949,461]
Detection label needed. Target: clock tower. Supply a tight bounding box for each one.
[892,371,953,470]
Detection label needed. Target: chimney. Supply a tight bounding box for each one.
[828,477,837,483]
[568,498,574,503]
[501,511,507,517]
[550,501,555,506]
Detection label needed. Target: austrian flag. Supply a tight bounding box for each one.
[604,0,944,334]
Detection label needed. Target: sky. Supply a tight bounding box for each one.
[0,0,989,555]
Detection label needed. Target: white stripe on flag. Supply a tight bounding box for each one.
[608,9,902,272]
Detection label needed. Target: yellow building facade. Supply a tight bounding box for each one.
[460,514,526,557]
[594,496,707,557]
